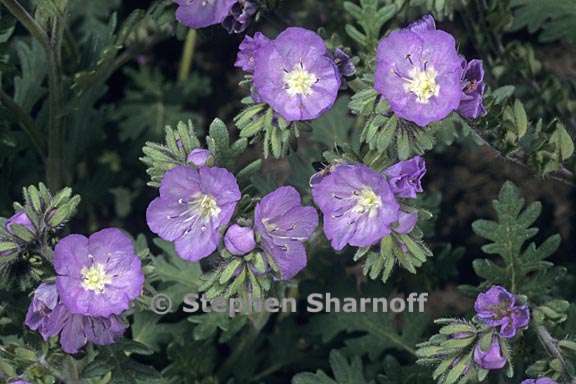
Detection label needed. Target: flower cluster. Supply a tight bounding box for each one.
[25,228,144,353]
[374,15,486,126]
[471,286,530,371]
[311,156,426,251]
[147,146,318,281]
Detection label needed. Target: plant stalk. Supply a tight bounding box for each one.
[178,29,197,83]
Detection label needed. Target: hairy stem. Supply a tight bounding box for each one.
[0,88,45,159]
[471,126,575,188]
[536,325,576,381]
[178,29,197,82]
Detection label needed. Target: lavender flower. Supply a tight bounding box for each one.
[147,166,241,261]
[473,336,507,370]
[311,164,400,250]
[174,0,237,29]
[45,303,126,354]
[25,283,127,354]
[24,283,58,338]
[224,224,256,255]
[392,211,418,234]
[222,0,258,34]
[187,148,213,167]
[235,32,270,73]
[332,48,356,78]
[252,27,341,122]
[54,228,144,317]
[458,59,487,119]
[254,186,318,280]
[9,380,31,384]
[384,156,426,199]
[5,212,34,233]
[374,15,464,127]
[475,285,530,338]
[521,379,558,384]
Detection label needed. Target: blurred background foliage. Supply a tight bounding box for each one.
[0,0,575,382]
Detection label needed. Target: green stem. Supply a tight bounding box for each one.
[1,0,67,189]
[0,88,45,159]
[46,14,66,190]
[178,30,197,83]
[217,312,270,380]
[535,325,576,381]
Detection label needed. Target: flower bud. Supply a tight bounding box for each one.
[224,224,256,256]
[187,148,213,167]
[473,336,507,370]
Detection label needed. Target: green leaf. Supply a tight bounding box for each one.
[292,350,371,384]
[471,181,565,295]
[550,123,574,161]
[309,309,428,360]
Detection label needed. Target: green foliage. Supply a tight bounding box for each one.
[111,66,209,141]
[292,350,372,384]
[511,0,576,44]
[471,181,565,295]
[344,0,396,56]
[234,100,292,159]
[309,309,429,361]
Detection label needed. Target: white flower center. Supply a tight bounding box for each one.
[284,63,318,96]
[81,263,111,293]
[353,188,382,216]
[196,194,221,218]
[404,66,440,104]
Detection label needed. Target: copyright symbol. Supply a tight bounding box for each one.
[151,294,172,315]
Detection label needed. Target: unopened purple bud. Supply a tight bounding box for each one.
[225,224,256,255]
[5,212,34,234]
[473,337,507,370]
[187,148,213,167]
[392,211,418,234]
[521,379,558,384]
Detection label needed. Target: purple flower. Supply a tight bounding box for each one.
[25,283,58,338]
[147,166,241,261]
[222,0,258,34]
[252,27,341,122]
[25,283,127,354]
[45,303,126,354]
[235,32,270,73]
[254,186,318,280]
[9,381,31,384]
[174,0,237,29]
[332,48,356,78]
[54,228,144,317]
[392,211,418,234]
[473,336,507,370]
[224,224,256,255]
[187,148,213,167]
[458,59,487,119]
[374,15,464,127]
[5,212,34,234]
[384,156,426,199]
[311,164,400,250]
[521,379,558,384]
[475,285,530,338]
[407,14,436,33]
